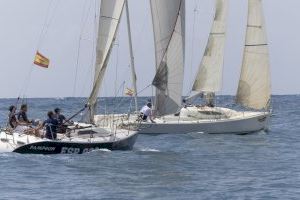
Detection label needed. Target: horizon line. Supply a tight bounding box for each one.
[0,94,298,99]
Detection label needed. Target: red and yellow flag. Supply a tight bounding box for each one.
[125,88,135,96]
[34,51,50,68]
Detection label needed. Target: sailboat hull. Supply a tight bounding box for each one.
[95,110,270,135]
[137,112,269,135]
[12,135,138,154]
[0,128,138,154]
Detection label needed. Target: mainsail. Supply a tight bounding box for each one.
[150,0,185,116]
[84,0,125,123]
[236,0,271,110]
[192,0,228,93]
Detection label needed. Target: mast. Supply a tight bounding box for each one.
[236,0,271,110]
[125,0,138,113]
[189,0,228,104]
[150,0,185,116]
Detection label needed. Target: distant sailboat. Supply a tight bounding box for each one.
[174,0,271,134]
[0,0,138,154]
[184,0,271,116]
[104,0,271,135]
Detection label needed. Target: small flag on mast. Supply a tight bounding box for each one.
[34,51,50,68]
[125,88,135,96]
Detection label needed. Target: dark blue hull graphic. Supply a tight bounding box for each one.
[13,134,138,154]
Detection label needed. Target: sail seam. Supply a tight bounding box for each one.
[247,25,262,28]
[245,44,268,46]
[210,32,225,35]
[100,16,119,20]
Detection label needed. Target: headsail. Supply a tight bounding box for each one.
[192,0,228,93]
[150,0,185,116]
[236,0,271,110]
[84,0,125,123]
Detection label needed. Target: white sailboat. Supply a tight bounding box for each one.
[181,0,271,121]
[0,0,138,154]
[98,0,271,135]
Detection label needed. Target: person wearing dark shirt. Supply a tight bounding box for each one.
[9,104,39,135]
[43,111,59,140]
[54,108,66,125]
[17,104,31,124]
[8,105,17,129]
[54,108,68,133]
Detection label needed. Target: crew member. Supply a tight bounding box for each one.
[140,102,155,123]
[205,92,215,107]
[17,104,32,124]
[54,108,66,125]
[8,105,18,129]
[10,105,40,136]
[54,108,68,133]
[43,111,59,140]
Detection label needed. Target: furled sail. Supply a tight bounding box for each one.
[150,0,185,116]
[192,0,228,93]
[84,0,125,123]
[236,0,271,110]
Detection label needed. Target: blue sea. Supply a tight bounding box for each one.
[0,96,299,199]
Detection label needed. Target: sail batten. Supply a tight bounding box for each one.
[192,0,228,93]
[150,0,185,116]
[236,0,271,110]
[84,0,125,123]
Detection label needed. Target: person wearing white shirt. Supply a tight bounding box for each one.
[139,102,155,123]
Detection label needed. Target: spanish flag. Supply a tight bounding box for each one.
[34,51,50,68]
[125,88,135,96]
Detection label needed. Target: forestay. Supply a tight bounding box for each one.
[236,0,271,110]
[84,0,125,123]
[150,0,185,116]
[192,0,228,93]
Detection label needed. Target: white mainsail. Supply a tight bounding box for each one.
[150,0,185,116]
[192,0,228,93]
[236,0,271,110]
[85,0,125,123]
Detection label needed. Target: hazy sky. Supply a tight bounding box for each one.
[0,0,299,98]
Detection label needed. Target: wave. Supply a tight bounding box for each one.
[135,147,160,152]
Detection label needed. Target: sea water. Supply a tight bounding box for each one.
[0,96,299,199]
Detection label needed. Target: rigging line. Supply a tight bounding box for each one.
[112,82,133,114]
[108,76,122,114]
[37,0,62,50]
[18,0,56,97]
[136,84,152,96]
[113,83,151,115]
[36,0,55,49]
[114,41,120,97]
[151,0,183,70]
[79,0,97,100]
[187,0,199,96]
[116,81,126,98]
[134,2,149,47]
[19,0,62,98]
[73,0,93,97]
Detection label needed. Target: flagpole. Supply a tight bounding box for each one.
[125,0,138,113]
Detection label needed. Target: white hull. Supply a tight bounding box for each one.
[94,107,270,135]
[136,112,269,135]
